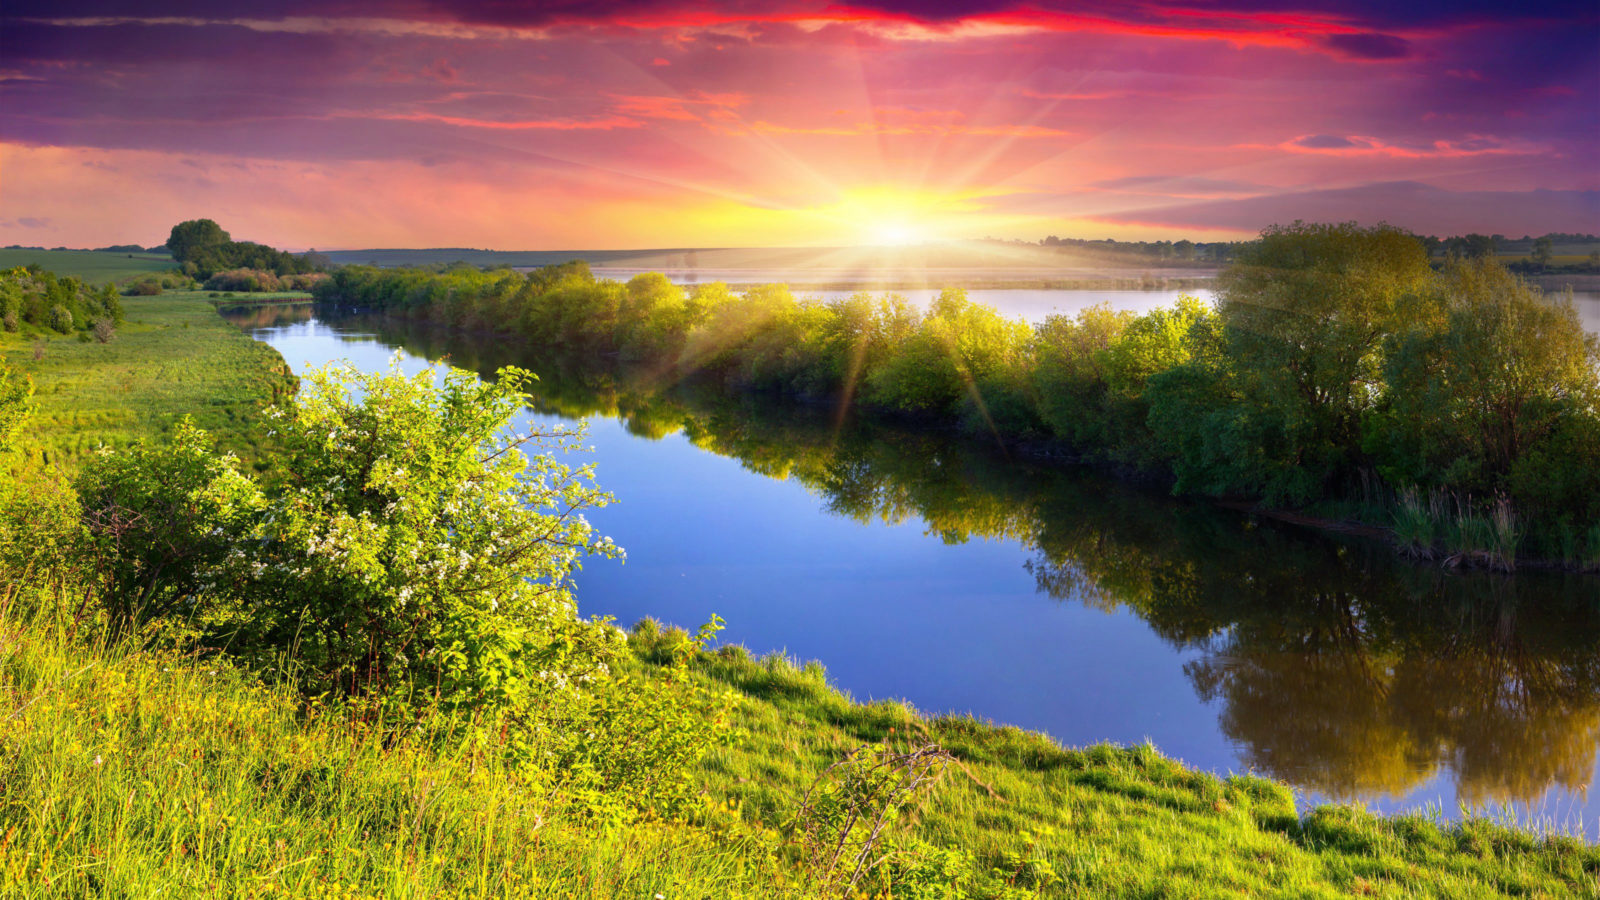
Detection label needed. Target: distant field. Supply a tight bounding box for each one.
[321,243,1224,274]
[0,249,175,284]
[1,291,295,471]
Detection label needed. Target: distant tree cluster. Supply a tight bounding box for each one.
[165,219,322,281]
[1409,231,1600,274]
[1036,234,1244,264]
[0,266,124,338]
[202,268,329,293]
[92,244,165,254]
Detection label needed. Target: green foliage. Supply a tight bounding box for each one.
[1031,303,1133,451]
[75,421,264,627]
[1209,221,1437,501]
[1372,261,1599,493]
[234,363,622,731]
[0,354,32,454]
[0,473,85,625]
[166,219,320,280]
[47,303,73,333]
[165,218,232,263]
[548,617,740,821]
[65,358,735,822]
[0,267,126,338]
[205,268,329,293]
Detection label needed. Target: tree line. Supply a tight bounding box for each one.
[313,222,1600,566]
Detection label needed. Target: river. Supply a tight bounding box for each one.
[227,289,1600,841]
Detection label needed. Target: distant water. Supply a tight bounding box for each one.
[581,265,1217,285]
[795,288,1215,321]
[1572,291,1600,333]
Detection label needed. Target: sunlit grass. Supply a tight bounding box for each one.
[1,610,1589,899]
[627,624,1600,899]
[0,615,788,899]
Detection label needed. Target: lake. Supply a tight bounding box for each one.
[230,290,1600,842]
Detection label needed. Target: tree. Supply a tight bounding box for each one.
[1374,260,1599,497]
[164,219,231,264]
[1210,221,1437,500]
[1446,233,1496,259]
[1532,236,1554,271]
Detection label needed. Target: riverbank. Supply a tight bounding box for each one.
[1,291,1594,896]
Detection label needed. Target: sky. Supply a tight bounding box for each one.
[1,1,1597,250]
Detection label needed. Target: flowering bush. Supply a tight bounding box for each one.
[73,358,732,818]
[230,362,620,725]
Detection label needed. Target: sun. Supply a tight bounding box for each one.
[870,221,922,246]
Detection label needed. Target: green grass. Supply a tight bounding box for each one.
[623,626,1598,899]
[0,618,789,899]
[1,292,295,471]
[0,613,1589,898]
[0,250,176,285]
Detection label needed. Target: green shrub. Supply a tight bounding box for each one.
[47,304,73,333]
[0,355,32,453]
[75,420,263,628]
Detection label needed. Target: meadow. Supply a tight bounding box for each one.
[0,291,295,470]
[0,249,175,285]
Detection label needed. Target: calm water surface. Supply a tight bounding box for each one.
[231,294,1600,840]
